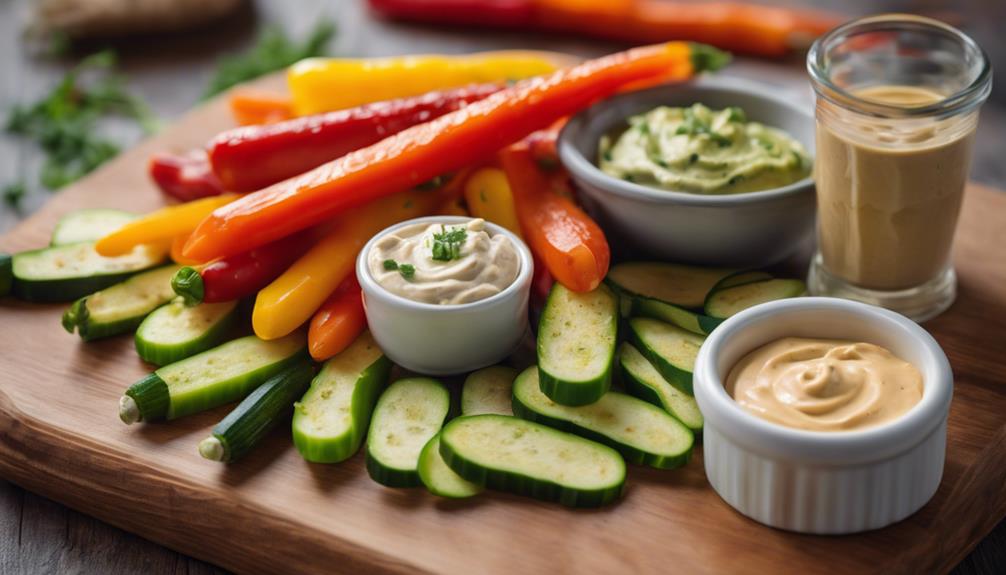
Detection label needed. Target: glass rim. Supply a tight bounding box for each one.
[807,14,992,119]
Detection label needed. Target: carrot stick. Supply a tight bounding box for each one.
[229,90,294,126]
[184,42,705,262]
[308,276,367,361]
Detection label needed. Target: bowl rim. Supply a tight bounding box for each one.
[557,76,816,207]
[693,297,953,465]
[356,215,534,314]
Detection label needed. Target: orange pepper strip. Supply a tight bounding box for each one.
[96,194,238,257]
[307,276,367,361]
[229,89,294,126]
[169,234,204,266]
[500,142,609,293]
[184,42,695,262]
[251,188,444,340]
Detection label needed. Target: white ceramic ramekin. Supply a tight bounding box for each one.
[357,216,533,376]
[693,297,953,534]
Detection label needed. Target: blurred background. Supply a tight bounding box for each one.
[0,0,1002,573]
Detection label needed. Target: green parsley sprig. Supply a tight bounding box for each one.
[4,50,159,207]
[383,259,415,280]
[431,225,467,261]
[203,20,335,98]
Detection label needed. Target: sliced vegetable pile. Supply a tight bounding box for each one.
[0,43,809,509]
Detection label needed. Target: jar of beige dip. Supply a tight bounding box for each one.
[806,15,992,321]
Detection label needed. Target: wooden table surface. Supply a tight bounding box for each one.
[1,0,1003,573]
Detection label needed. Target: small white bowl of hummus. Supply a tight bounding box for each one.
[693,297,953,534]
[357,216,533,375]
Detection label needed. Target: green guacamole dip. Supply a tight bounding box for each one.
[598,104,811,194]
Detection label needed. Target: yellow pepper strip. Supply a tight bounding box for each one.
[463,168,523,237]
[95,194,239,257]
[287,52,557,116]
[252,189,442,340]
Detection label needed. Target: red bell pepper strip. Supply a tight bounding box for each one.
[184,42,698,261]
[500,141,609,292]
[208,83,503,193]
[368,0,534,27]
[149,151,227,201]
[171,231,315,306]
[307,276,367,361]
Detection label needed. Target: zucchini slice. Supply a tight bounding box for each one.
[461,365,517,416]
[630,296,721,335]
[418,434,482,499]
[366,377,450,487]
[292,332,391,463]
[62,265,182,341]
[512,366,693,469]
[119,332,307,424]
[606,262,734,308]
[0,253,11,297]
[704,278,806,319]
[134,298,239,366]
[439,414,626,508]
[627,317,704,395]
[12,241,167,302]
[618,342,703,432]
[51,209,136,246]
[537,283,618,406]
[199,362,315,463]
[711,270,773,291]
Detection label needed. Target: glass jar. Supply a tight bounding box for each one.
[806,14,992,321]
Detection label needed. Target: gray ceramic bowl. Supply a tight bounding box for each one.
[558,77,816,267]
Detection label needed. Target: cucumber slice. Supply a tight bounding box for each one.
[512,366,693,469]
[704,278,807,320]
[0,254,11,297]
[62,265,182,341]
[630,296,721,335]
[618,342,703,432]
[606,262,733,308]
[712,270,774,291]
[439,414,626,508]
[292,332,391,463]
[537,283,618,406]
[51,209,136,246]
[120,332,307,423]
[418,434,482,499]
[461,365,517,416]
[199,362,315,463]
[134,298,239,365]
[627,317,704,395]
[366,378,450,487]
[12,241,167,302]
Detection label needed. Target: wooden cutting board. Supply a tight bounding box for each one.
[1,71,1005,575]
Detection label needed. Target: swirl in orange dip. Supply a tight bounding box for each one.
[725,337,923,432]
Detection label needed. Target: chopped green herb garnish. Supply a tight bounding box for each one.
[4,49,159,197]
[602,150,613,162]
[383,259,399,271]
[203,20,335,98]
[431,225,467,261]
[399,264,416,279]
[727,106,747,123]
[688,153,699,164]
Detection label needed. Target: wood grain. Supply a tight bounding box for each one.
[2,74,1006,575]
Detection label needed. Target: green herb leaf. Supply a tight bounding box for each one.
[203,20,336,98]
[383,259,399,271]
[431,225,467,261]
[4,49,157,192]
[2,182,26,210]
[399,264,416,279]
